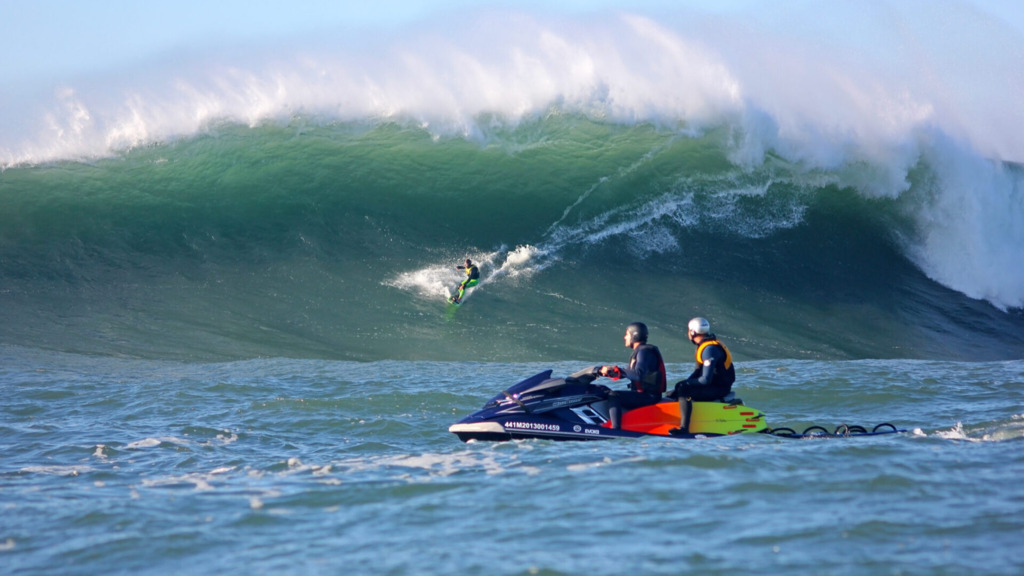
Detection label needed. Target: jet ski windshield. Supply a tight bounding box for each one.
[480,368,606,413]
[482,370,556,409]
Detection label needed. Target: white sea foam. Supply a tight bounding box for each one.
[5,5,1020,166]
[213,432,239,446]
[903,138,1024,310]
[388,245,545,302]
[388,265,458,299]
[125,436,190,449]
[332,451,515,478]
[499,244,539,272]
[20,465,89,476]
[388,249,498,300]
[140,468,239,491]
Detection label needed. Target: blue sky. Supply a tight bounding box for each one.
[2,0,1022,94]
[0,0,677,83]
[0,0,423,81]
[3,0,1021,85]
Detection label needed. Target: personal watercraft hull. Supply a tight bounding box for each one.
[448,369,768,442]
[449,418,644,442]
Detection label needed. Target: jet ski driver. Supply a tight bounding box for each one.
[598,322,667,429]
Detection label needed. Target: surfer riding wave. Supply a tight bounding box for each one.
[451,259,479,304]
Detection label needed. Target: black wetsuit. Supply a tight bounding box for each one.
[607,343,666,427]
[671,335,735,401]
[452,264,480,303]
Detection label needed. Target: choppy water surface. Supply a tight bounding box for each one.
[3,351,1022,575]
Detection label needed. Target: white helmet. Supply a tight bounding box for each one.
[687,317,711,336]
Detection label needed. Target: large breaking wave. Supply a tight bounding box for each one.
[1,3,1022,362]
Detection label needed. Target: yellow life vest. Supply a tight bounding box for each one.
[695,339,732,370]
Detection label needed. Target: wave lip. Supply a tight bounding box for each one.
[7,4,1023,167]
[903,141,1024,311]
[3,11,746,167]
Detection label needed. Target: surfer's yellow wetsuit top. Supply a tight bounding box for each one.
[452,262,479,303]
[459,264,479,289]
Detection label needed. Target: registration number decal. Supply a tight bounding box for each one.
[505,421,561,432]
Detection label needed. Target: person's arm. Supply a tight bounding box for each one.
[685,347,721,386]
[619,348,656,383]
[599,365,623,379]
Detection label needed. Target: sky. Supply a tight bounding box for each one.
[3,0,1022,87]
[0,0,667,83]
[18,0,1012,84]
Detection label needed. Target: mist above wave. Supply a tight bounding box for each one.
[5,3,1020,166]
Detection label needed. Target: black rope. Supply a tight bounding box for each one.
[765,422,903,438]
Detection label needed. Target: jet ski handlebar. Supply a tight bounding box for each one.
[566,366,601,384]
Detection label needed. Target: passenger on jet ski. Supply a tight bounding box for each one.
[598,322,667,429]
[668,317,736,435]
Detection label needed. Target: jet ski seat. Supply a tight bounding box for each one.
[720,391,742,405]
[660,391,742,405]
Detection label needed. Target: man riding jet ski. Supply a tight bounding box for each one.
[448,320,909,442]
[597,322,666,430]
[447,365,766,442]
[449,319,760,442]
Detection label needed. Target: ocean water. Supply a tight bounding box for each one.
[2,118,1022,363]
[2,3,1024,575]
[3,351,1023,575]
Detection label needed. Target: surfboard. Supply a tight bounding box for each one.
[617,401,767,436]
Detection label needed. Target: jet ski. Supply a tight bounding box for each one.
[449,367,767,442]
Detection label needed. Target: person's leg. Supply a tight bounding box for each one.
[672,382,729,402]
[669,383,728,434]
[608,396,623,429]
[608,390,659,429]
[669,396,692,435]
[453,280,468,302]
[607,391,629,429]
